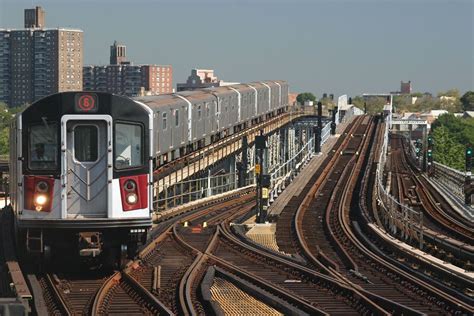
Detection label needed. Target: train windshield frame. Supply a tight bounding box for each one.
[114,122,144,170]
[28,122,59,170]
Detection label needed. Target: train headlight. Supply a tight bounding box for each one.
[35,194,48,206]
[126,193,138,205]
[36,181,49,193]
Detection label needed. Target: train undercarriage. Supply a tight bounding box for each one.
[16,220,150,269]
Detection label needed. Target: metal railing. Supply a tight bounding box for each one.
[374,125,424,248]
[153,171,255,210]
[432,162,465,202]
[268,121,331,203]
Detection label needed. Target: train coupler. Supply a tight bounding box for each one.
[26,228,43,253]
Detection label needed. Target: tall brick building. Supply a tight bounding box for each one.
[400,81,412,94]
[0,6,83,107]
[83,41,172,96]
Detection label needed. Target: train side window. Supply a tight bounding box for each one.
[74,125,98,162]
[162,112,167,130]
[197,104,202,120]
[175,109,179,127]
[29,123,58,170]
[115,123,143,170]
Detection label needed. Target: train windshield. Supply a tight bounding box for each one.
[29,123,58,170]
[114,123,143,169]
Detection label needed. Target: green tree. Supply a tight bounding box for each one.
[319,97,336,109]
[296,92,316,105]
[352,96,365,110]
[360,96,387,114]
[460,91,474,111]
[0,102,13,156]
[392,95,412,112]
[437,89,460,98]
[432,125,464,171]
[431,113,474,171]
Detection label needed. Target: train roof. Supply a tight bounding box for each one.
[133,80,287,110]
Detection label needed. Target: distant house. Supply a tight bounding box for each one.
[420,110,448,124]
[176,69,239,92]
[401,112,418,120]
[288,93,298,106]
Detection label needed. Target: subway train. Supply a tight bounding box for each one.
[9,80,289,266]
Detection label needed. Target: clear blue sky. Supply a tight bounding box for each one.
[1,0,473,97]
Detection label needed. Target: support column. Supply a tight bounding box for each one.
[255,131,269,224]
[465,176,473,206]
[331,107,337,135]
[238,136,248,187]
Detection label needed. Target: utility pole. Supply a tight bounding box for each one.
[314,101,322,153]
[237,136,248,187]
[465,144,473,206]
[255,131,269,223]
[427,133,434,176]
[331,107,337,135]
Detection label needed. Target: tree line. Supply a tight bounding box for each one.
[431,113,474,171]
[0,102,24,157]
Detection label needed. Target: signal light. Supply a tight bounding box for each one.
[415,139,423,157]
[467,144,473,172]
[428,135,434,146]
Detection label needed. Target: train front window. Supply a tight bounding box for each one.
[74,125,98,162]
[29,123,58,170]
[115,123,143,169]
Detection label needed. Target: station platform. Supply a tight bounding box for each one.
[267,117,353,218]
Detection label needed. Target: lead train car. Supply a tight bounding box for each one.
[9,80,289,265]
[10,92,153,265]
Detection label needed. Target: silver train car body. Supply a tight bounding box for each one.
[136,80,289,165]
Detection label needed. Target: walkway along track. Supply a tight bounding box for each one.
[275,115,472,314]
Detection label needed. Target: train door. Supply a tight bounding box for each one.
[61,115,112,218]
